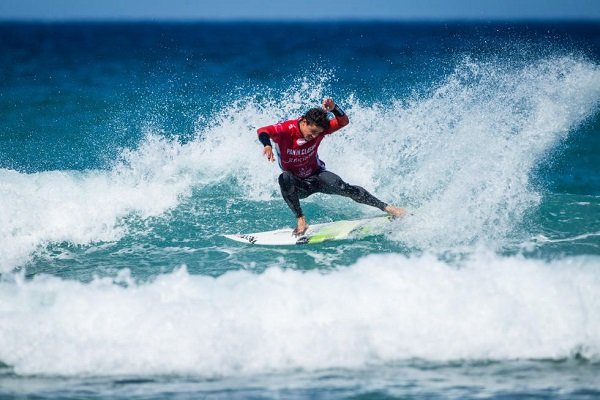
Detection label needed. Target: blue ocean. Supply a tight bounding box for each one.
[1,21,599,399]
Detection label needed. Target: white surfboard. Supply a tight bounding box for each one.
[224,215,393,245]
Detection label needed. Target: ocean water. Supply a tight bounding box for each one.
[0,21,599,399]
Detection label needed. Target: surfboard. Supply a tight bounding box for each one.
[224,215,393,245]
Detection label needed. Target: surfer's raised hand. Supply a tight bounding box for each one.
[322,98,335,111]
[263,145,275,162]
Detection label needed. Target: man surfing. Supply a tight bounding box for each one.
[257,98,405,236]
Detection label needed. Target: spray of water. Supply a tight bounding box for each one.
[0,57,599,271]
[321,56,600,248]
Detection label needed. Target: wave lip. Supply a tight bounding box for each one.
[1,253,599,377]
[2,56,600,271]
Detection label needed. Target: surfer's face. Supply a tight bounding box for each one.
[299,120,324,141]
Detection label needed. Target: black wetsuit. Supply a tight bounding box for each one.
[278,169,387,218]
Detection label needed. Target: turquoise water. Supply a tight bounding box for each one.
[1,22,599,399]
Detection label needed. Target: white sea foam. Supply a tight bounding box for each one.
[320,57,600,248]
[1,57,599,271]
[1,253,599,377]
[0,137,195,272]
[0,78,325,272]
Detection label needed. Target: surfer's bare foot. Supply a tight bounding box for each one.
[293,216,309,236]
[384,205,406,218]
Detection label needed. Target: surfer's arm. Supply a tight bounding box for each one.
[257,126,276,162]
[258,132,275,162]
[258,132,272,147]
[322,99,349,133]
[256,122,280,143]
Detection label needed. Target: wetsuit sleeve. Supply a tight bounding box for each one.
[258,132,272,147]
[324,104,349,135]
[256,122,283,144]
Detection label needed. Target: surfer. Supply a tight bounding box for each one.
[257,98,406,236]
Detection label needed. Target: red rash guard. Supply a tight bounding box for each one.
[257,112,349,178]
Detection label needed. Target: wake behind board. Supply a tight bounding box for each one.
[224,215,393,245]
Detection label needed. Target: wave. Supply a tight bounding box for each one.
[1,253,599,377]
[1,56,599,271]
[0,139,194,272]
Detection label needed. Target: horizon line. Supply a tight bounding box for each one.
[1,16,599,23]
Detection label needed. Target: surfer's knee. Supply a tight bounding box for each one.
[319,171,346,191]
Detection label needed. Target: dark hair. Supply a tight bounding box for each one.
[302,107,330,130]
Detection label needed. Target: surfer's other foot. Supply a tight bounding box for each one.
[293,225,309,236]
[293,216,309,236]
[384,205,406,218]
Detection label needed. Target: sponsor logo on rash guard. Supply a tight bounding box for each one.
[286,144,316,156]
